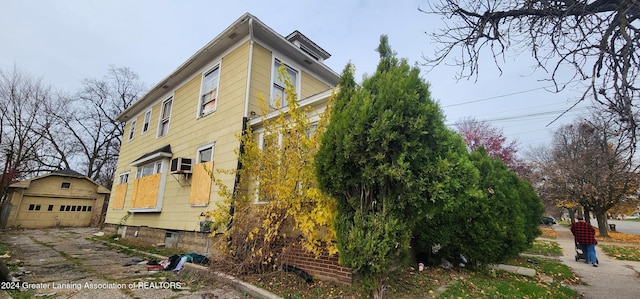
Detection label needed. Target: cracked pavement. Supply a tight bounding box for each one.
[1,227,243,299]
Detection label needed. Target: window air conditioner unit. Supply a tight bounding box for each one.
[170,157,192,174]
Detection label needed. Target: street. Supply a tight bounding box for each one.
[1,227,243,298]
[595,219,640,236]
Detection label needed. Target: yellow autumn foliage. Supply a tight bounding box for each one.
[202,66,337,270]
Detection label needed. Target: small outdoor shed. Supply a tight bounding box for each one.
[2,169,109,228]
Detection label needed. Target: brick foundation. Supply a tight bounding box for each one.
[281,245,352,284]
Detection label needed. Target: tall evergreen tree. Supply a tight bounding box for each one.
[316,35,475,298]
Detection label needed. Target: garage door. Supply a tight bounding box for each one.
[17,196,95,228]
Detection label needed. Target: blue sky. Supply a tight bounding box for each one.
[0,0,591,151]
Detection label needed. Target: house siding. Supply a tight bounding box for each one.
[105,41,250,231]
[300,70,331,99]
[247,43,272,118]
[103,14,345,283]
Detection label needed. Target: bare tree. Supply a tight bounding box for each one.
[0,65,54,202]
[424,0,640,150]
[526,145,579,221]
[533,113,639,236]
[44,66,145,189]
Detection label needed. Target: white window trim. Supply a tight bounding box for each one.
[136,160,163,179]
[270,57,300,109]
[141,109,152,134]
[157,96,173,138]
[128,119,137,141]
[196,143,215,163]
[198,63,222,118]
[118,171,130,184]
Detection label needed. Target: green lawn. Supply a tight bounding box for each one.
[600,244,640,261]
[524,240,563,256]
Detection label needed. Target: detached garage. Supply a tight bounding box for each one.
[2,169,109,228]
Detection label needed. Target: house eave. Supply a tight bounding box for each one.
[118,13,339,123]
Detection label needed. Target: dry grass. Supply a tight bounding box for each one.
[596,230,640,244]
[539,225,559,239]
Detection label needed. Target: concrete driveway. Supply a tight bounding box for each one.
[1,227,243,298]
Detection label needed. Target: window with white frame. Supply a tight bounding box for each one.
[158,97,173,137]
[128,120,136,141]
[136,161,163,178]
[271,58,298,109]
[200,66,220,116]
[118,172,130,184]
[197,144,214,163]
[306,122,318,139]
[142,110,152,134]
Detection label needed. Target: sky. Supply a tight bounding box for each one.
[0,0,592,154]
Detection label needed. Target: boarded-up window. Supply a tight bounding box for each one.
[189,161,213,206]
[112,183,128,209]
[130,173,161,208]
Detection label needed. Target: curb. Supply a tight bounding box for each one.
[98,240,283,299]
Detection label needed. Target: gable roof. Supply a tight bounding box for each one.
[9,169,110,193]
[118,13,339,123]
[53,169,85,177]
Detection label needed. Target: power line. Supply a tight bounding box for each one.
[441,85,560,108]
[445,106,588,126]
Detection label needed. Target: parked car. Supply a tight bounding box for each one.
[624,212,640,220]
[541,216,557,225]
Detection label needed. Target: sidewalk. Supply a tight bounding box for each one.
[551,225,640,298]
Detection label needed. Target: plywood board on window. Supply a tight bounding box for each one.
[131,173,161,208]
[112,183,128,209]
[189,161,213,205]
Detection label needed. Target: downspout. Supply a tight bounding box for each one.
[228,117,248,230]
[229,17,254,230]
[243,17,254,119]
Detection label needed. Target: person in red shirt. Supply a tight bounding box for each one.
[571,216,598,267]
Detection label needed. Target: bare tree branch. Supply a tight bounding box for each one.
[424,0,640,150]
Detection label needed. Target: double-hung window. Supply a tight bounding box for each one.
[142,110,151,134]
[118,172,130,184]
[158,97,173,137]
[271,58,298,109]
[128,120,136,141]
[200,66,220,116]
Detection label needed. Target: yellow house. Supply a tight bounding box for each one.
[103,13,339,251]
[3,169,109,228]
